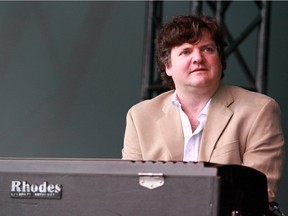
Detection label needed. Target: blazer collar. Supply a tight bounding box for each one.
[157,91,184,161]
[198,84,234,161]
[156,85,234,162]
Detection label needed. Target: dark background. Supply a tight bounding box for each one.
[0,1,286,212]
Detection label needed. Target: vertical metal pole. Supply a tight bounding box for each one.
[141,1,162,100]
[256,0,271,94]
[215,1,223,23]
[190,0,202,15]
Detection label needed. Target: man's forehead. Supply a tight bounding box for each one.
[175,30,214,47]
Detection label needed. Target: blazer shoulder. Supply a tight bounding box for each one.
[129,90,174,113]
[225,85,278,103]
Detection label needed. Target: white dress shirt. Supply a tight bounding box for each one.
[172,92,211,162]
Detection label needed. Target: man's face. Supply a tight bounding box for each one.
[165,30,223,94]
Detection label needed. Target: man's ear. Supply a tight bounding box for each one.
[165,64,172,76]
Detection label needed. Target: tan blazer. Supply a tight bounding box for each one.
[122,84,285,202]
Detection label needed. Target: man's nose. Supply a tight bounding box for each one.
[192,49,203,64]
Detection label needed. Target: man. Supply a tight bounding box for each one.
[122,15,284,203]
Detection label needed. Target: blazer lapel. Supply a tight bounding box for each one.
[199,85,234,162]
[157,96,184,161]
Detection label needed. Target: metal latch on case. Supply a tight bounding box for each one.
[138,173,164,189]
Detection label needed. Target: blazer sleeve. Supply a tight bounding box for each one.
[243,99,285,202]
[122,108,143,160]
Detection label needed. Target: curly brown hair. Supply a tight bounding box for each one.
[156,15,227,89]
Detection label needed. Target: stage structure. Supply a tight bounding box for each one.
[141,1,271,99]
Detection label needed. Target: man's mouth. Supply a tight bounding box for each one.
[191,67,207,73]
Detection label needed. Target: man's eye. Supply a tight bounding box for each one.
[180,50,190,55]
[203,47,215,53]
